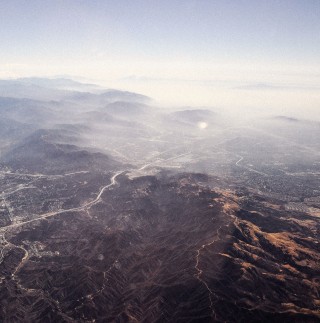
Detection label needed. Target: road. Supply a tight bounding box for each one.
[194,217,234,321]
[235,154,269,177]
[235,156,244,166]
[0,169,125,299]
[0,170,124,233]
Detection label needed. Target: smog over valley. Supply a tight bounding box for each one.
[0,1,319,322]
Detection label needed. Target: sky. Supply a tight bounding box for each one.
[0,0,319,116]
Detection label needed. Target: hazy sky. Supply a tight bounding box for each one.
[1,0,319,115]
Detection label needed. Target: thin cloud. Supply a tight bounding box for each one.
[234,82,320,91]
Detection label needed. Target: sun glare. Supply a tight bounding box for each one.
[197,121,208,129]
